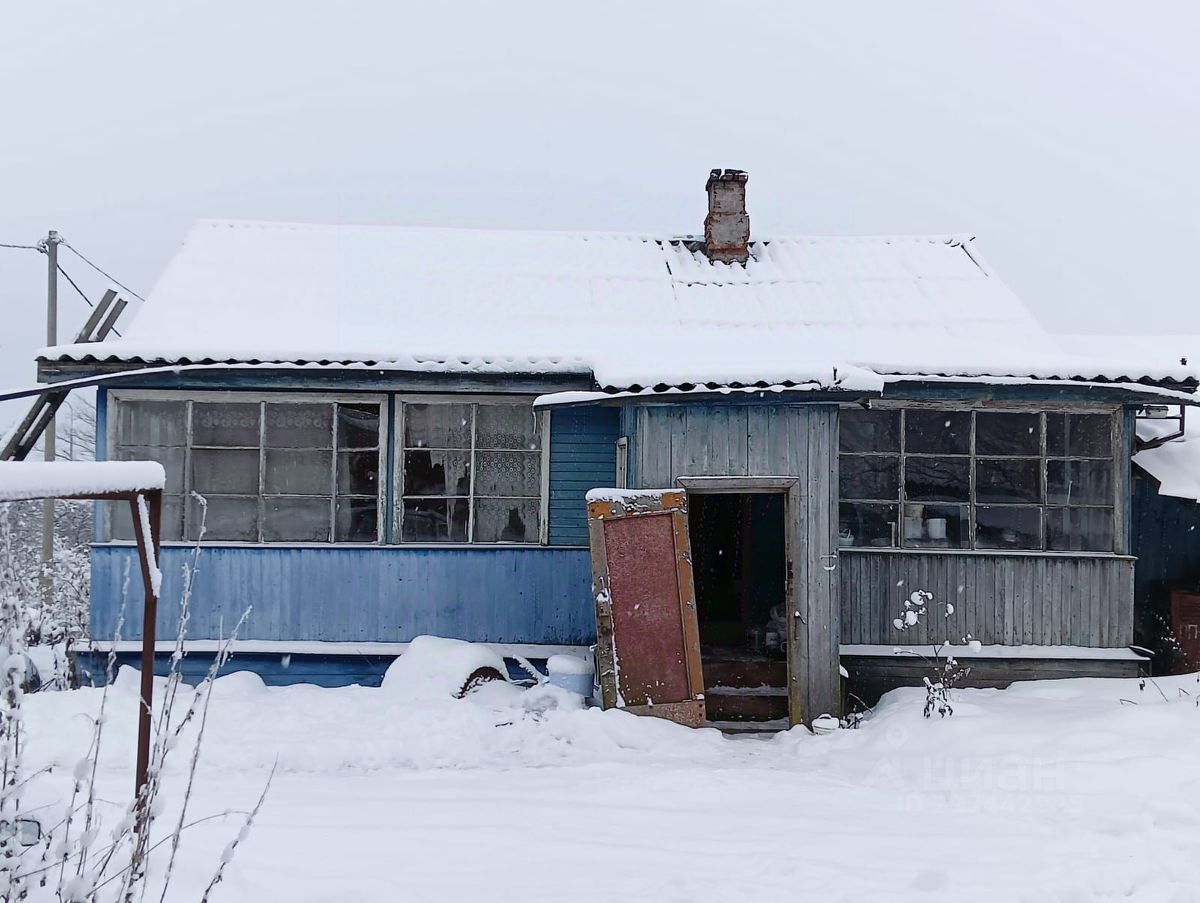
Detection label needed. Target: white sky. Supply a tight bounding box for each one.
[2,1,1199,424]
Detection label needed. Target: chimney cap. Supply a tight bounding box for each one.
[706,168,748,190]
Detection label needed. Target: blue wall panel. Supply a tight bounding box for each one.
[91,545,595,645]
[548,406,618,546]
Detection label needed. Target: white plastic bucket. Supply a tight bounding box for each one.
[546,654,594,697]
[811,714,840,736]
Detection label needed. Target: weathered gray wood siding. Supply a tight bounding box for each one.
[629,403,841,722]
[839,551,1135,647]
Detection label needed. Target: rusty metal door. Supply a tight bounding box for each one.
[586,489,705,727]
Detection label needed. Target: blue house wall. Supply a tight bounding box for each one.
[88,386,619,684]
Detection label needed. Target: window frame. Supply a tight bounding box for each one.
[108,390,389,545]
[837,403,1124,555]
[392,394,551,546]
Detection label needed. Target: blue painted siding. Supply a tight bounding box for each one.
[91,545,595,645]
[547,406,618,546]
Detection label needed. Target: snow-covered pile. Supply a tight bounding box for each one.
[380,634,509,702]
[17,661,1200,902]
[0,461,165,501]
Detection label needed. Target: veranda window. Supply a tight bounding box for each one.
[111,397,383,543]
[838,408,1116,552]
[399,401,544,544]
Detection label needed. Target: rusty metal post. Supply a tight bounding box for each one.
[129,489,162,853]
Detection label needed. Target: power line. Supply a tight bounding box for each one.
[0,242,41,251]
[61,240,147,303]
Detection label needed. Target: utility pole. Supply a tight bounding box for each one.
[42,230,60,603]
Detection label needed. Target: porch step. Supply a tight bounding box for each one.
[701,657,787,690]
[703,686,789,723]
[706,718,791,735]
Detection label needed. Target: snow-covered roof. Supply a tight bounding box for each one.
[43,220,1199,392]
[0,461,165,501]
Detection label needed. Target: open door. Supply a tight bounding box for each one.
[586,488,705,727]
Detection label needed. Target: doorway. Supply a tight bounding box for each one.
[687,490,789,727]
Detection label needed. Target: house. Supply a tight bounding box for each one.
[38,170,1199,726]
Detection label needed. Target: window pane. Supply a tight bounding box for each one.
[976,412,1040,456]
[262,497,331,542]
[1046,507,1114,552]
[192,402,260,447]
[904,410,970,455]
[474,451,540,497]
[403,450,471,496]
[118,401,187,447]
[401,498,468,542]
[838,502,899,548]
[473,498,539,543]
[337,451,379,496]
[192,448,260,495]
[336,497,378,542]
[905,456,970,502]
[187,495,258,541]
[1046,413,1112,458]
[264,403,333,448]
[476,405,540,450]
[115,445,186,494]
[839,455,899,500]
[903,503,969,549]
[975,506,1041,550]
[404,404,472,448]
[337,404,380,449]
[975,458,1041,504]
[112,495,184,542]
[839,408,900,453]
[1047,459,1112,506]
[264,449,333,495]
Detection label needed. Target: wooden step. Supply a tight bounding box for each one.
[706,718,791,735]
[702,657,787,690]
[703,686,789,723]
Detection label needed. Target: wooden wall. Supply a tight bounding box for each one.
[628,403,841,722]
[91,545,595,645]
[839,550,1134,647]
[548,406,619,546]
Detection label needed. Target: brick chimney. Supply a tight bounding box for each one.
[703,169,750,264]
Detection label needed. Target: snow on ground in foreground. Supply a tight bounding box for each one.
[21,669,1200,903]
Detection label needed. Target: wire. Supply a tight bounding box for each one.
[56,263,123,338]
[60,240,147,303]
[0,242,41,251]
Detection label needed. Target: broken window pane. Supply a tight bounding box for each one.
[1046,413,1112,458]
[262,497,331,542]
[191,448,260,495]
[903,503,969,549]
[1047,459,1112,506]
[976,412,1040,456]
[335,497,378,542]
[337,404,380,449]
[1046,507,1114,552]
[476,405,540,450]
[403,450,471,496]
[905,456,970,503]
[264,403,333,449]
[402,498,468,542]
[264,449,333,496]
[905,410,970,455]
[474,451,540,497]
[975,506,1040,550]
[192,403,260,447]
[404,404,472,449]
[838,502,899,547]
[839,408,900,454]
[187,495,258,542]
[975,458,1041,504]
[473,498,539,543]
[839,454,899,501]
[337,451,379,496]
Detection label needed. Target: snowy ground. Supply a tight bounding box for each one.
[20,666,1200,903]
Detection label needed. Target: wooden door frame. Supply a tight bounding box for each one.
[676,476,803,725]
